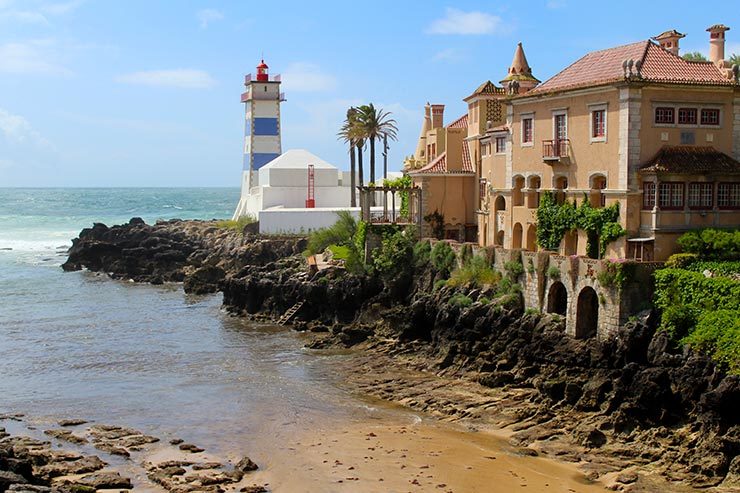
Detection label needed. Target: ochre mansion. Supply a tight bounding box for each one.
[406,25,740,261]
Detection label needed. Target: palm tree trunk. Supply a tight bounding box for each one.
[349,144,357,207]
[383,134,388,180]
[369,137,376,185]
[356,143,364,188]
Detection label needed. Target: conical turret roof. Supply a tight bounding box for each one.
[501,43,539,83]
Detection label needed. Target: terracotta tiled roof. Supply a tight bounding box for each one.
[527,40,733,96]
[408,145,475,176]
[639,146,740,174]
[461,139,473,172]
[447,113,468,129]
[464,80,505,100]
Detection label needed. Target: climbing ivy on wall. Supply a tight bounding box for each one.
[535,191,626,258]
[383,175,413,219]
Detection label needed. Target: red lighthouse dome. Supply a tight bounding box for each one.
[256,59,269,81]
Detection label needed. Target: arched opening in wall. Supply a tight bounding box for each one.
[590,175,607,208]
[562,229,578,255]
[547,281,567,315]
[513,176,525,206]
[575,287,598,339]
[513,223,523,249]
[527,176,541,208]
[493,195,506,246]
[525,224,537,251]
[496,230,505,246]
[554,176,568,204]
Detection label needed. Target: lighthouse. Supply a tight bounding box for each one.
[233,59,285,219]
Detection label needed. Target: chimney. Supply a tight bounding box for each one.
[652,29,685,56]
[707,24,730,64]
[430,104,445,129]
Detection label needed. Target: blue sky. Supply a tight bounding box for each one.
[1,0,739,187]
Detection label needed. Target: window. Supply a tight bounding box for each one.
[659,182,684,209]
[718,182,740,209]
[495,136,506,153]
[479,178,488,203]
[655,107,675,124]
[481,141,488,157]
[701,108,720,126]
[554,113,567,140]
[680,131,695,145]
[643,182,656,209]
[688,183,713,209]
[678,108,697,125]
[591,109,606,138]
[522,118,533,144]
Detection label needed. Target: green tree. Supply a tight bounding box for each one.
[338,107,361,206]
[729,53,740,67]
[682,51,708,62]
[357,104,398,184]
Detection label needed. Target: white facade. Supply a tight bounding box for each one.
[259,207,362,234]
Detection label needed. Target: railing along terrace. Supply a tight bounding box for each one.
[542,139,570,161]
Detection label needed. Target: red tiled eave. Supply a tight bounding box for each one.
[639,145,740,174]
[523,40,735,98]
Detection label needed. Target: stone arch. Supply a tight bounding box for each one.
[525,224,537,251]
[575,286,598,339]
[589,173,607,208]
[526,175,541,208]
[547,281,568,315]
[512,223,523,249]
[553,175,568,204]
[493,195,506,246]
[512,175,525,206]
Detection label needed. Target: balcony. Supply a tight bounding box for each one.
[542,139,570,162]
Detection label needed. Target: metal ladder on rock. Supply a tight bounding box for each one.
[277,301,304,326]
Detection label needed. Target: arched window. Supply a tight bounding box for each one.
[590,175,607,208]
[527,175,541,208]
[513,176,525,206]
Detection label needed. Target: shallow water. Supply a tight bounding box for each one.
[0,188,610,492]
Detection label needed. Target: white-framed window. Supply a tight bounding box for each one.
[655,107,675,125]
[589,103,607,142]
[552,110,567,141]
[701,108,720,126]
[653,104,723,128]
[495,136,506,154]
[521,113,534,146]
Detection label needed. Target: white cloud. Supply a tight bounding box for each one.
[196,8,223,29]
[115,69,217,89]
[427,8,502,35]
[280,62,337,92]
[0,39,71,75]
[0,108,52,148]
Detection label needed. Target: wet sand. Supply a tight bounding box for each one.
[250,419,609,493]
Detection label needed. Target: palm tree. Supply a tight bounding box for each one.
[729,53,740,67]
[338,107,361,206]
[357,104,398,185]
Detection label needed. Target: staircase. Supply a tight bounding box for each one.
[277,301,304,326]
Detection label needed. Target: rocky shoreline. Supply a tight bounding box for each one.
[0,414,264,493]
[61,219,740,491]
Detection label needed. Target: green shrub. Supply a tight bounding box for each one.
[479,296,491,305]
[306,210,358,255]
[371,228,415,281]
[413,240,432,268]
[527,258,535,274]
[525,307,540,316]
[546,265,561,280]
[504,260,524,281]
[433,279,447,291]
[496,277,513,295]
[214,215,256,232]
[449,293,473,308]
[431,241,456,278]
[459,244,473,266]
[654,269,740,314]
[665,252,699,269]
[683,310,740,374]
[424,210,445,240]
[327,244,351,260]
[448,255,501,288]
[685,260,740,278]
[677,229,740,259]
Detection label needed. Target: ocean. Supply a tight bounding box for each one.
[0,188,388,456]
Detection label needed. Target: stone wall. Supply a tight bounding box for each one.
[431,240,661,340]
